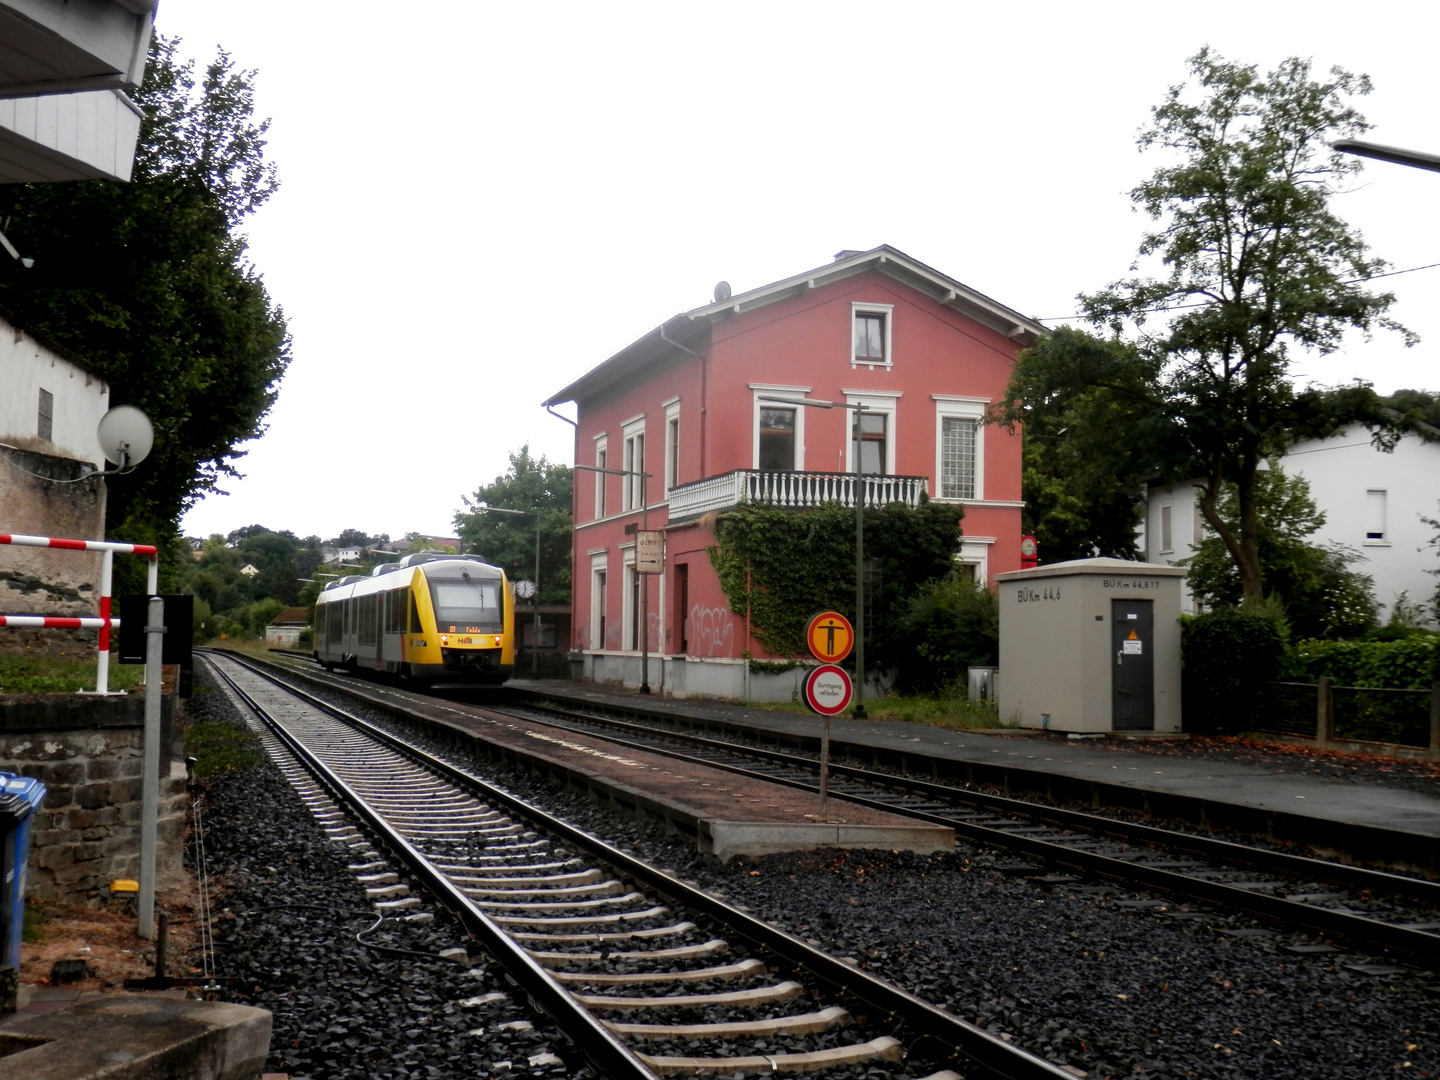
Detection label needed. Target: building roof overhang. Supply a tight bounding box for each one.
[0,0,155,182]
[543,245,1045,409]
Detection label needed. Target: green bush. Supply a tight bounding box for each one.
[1182,607,1288,733]
[894,576,998,693]
[1290,635,1438,689]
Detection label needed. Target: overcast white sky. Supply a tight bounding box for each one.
[163,1,1440,544]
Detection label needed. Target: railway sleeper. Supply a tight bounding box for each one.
[472,890,646,912]
[491,904,671,928]
[576,979,804,1011]
[605,1004,849,1039]
[510,921,698,945]
[453,867,605,889]
[638,1034,903,1076]
[462,881,627,902]
[551,958,765,986]
[434,858,582,877]
[529,938,728,964]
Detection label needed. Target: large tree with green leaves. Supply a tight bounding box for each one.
[0,35,289,565]
[1001,49,1413,601]
[455,446,573,605]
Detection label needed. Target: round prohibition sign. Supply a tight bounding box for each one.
[803,664,854,716]
[805,610,854,663]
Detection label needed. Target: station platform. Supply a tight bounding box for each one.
[501,678,1440,877]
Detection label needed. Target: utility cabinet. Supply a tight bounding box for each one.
[995,557,1187,734]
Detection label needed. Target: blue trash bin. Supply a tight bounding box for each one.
[0,772,47,971]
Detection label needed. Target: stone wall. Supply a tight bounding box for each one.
[0,689,187,903]
[0,446,107,621]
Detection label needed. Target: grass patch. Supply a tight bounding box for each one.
[22,899,50,943]
[0,652,144,695]
[185,719,263,777]
[740,689,1003,729]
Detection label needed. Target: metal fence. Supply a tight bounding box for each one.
[1257,678,1440,754]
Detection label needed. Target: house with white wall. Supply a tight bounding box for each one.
[1144,427,1440,623]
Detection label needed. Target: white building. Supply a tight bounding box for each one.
[1145,428,1440,623]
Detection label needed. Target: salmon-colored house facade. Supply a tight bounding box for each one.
[543,246,1043,700]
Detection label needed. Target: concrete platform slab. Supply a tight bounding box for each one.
[0,994,271,1080]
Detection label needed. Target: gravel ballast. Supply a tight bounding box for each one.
[193,665,1440,1079]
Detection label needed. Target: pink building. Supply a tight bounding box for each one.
[543,246,1043,700]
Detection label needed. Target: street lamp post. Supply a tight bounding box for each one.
[572,463,655,694]
[474,505,542,677]
[758,395,870,719]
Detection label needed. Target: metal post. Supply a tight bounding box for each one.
[1429,682,1440,760]
[532,521,541,678]
[139,594,163,939]
[853,405,867,721]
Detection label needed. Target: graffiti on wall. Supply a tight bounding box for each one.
[688,603,735,656]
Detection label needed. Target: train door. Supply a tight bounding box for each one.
[1111,598,1154,731]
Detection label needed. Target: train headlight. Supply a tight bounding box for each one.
[494,635,503,647]
[440,634,449,646]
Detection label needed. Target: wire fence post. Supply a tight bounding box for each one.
[1316,676,1334,748]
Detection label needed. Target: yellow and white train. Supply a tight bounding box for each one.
[312,552,514,684]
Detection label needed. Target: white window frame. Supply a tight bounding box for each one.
[851,302,894,369]
[619,543,638,651]
[589,551,608,651]
[958,536,994,586]
[1159,502,1174,555]
[750,384,810,471]
[932,396,987,501]
[593,434,608,520]
[621,415,646,510]
[843,390,901,475]
[1365,488,1389,545]
[663,398,681,495]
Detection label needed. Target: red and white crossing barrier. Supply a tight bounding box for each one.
[0,532,159,694]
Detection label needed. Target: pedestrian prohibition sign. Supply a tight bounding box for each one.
[803,664,853,715]
[805,610,854,663]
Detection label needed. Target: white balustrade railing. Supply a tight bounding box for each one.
[668,470,927,521]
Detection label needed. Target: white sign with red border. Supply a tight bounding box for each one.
[803,664,854,716]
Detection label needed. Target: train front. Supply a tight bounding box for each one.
[410,560,515,684]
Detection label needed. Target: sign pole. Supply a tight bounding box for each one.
[138,595,163,940]
[853,405,867,720]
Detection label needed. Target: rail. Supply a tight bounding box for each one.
[666,469,927,522]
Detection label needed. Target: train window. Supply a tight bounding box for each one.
[327,602,343,644]
[358,593,378,646]
[428,574,503,631]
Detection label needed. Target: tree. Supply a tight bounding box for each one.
[1183,466,1377,639]
[0,36,290,570]
[454,446,573,605]
[1002,49,1412,601]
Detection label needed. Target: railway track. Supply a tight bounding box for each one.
[205,653,1076,1080]
[472,691,1440,970]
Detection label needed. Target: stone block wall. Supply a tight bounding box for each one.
[0,690,187,904]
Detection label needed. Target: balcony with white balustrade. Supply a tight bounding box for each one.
[666,469,928,524]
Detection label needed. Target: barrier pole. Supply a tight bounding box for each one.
[95,549,114,695]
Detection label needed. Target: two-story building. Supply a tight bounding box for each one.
[543,245,1043,700]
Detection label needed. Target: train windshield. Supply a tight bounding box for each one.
[428,572,503,632]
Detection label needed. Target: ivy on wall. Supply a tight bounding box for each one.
[707,500,965,663]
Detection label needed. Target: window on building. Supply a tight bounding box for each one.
[626,563,640,650]
[1365,489,1388,543]
[594,440,608,518]
[592,566,608,649]
[623,421,646,510]
[758,407,797,471]
[851,303,893,367]
[675,562,689,654]
[664,404,680,493]
[37,388,53,442]
[854,412,888,474]
[1159,503,1173,554]
[939,417,976,499]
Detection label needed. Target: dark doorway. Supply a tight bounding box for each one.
[1111,598,1154,731]
[675,563,689,654]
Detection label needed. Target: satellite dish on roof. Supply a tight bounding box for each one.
[713,281,731,302]
[96,405,154,471]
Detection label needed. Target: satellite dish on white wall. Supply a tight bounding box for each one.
[713,281,731,302]
[96,405,154,470]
